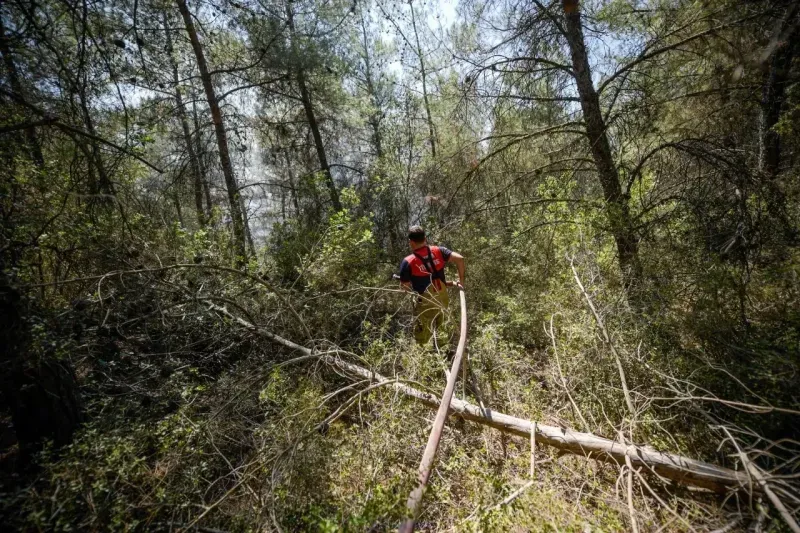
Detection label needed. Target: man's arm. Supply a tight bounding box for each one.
[448,251,466,288]
[398,260,413,292]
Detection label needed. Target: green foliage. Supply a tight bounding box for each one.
[3,0,800,530]
[303,191,376,291]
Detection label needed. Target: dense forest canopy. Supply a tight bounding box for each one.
[1,0,800,530]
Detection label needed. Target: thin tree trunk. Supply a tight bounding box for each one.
[409,2,436,158]
[240,192,256,256]
[238,155,256,256]
[358,10,395,254]
[174,183,184,226]
[164,13,205,226]
[176,0,247,262]
[191,99,214,218]
[297,64,340,211]
[65,94,102,199]
[78,88,113,197]
[284,148,300,216]
[759,31,796,177]
[405,94,413,227]
[561,0,641,292]
[72,135,98,195]
[359,10,384,161]
[202,177,213,217]
[757,34,797,243]
[301,137,324,223]
[285,1,341,212]
[74,0,112,198]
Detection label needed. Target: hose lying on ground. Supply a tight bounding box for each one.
[400,287,468,533]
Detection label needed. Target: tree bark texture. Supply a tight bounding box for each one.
[561,0,642,291]
[164,13,205,226]
[191,95,214,218]
[176,0,247,261]
[285,1,342,212]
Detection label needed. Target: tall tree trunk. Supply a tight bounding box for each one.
[174,183,184,226]
[77,88,114,197]
[757,31,798,243]
[759,33,797,177]
[76,138,99,196]
[358,9,395,255]
[404,94,414,228]
[176,0,247,262]
[285,1,342,212]
[359,10,384,161]
[561,0,642,292]
[66,96,101,197]
[202,175,213,217]
[409,1,436,158]
[284,148,300,216]
[240,192,256,256]
[191,97,214,218]
[164,13,205,226]
[73,0,112,199]
[0,20,44,168]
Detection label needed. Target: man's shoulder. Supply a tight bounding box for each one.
[434,245,452,256]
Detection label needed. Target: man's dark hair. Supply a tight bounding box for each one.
[408,225,426,243]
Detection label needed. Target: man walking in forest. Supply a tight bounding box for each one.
[398,226,466,345]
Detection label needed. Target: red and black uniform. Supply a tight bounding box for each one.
[398,246,452,295]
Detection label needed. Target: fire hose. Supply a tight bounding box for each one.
[398,284,468,533]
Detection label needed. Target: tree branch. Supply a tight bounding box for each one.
[0,88,164,173]
[599,14,766,94]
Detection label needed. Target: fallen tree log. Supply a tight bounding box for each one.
[209,304,752,494]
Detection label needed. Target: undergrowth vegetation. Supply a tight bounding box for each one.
[2,197,798,530]
[2,0,800,530]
